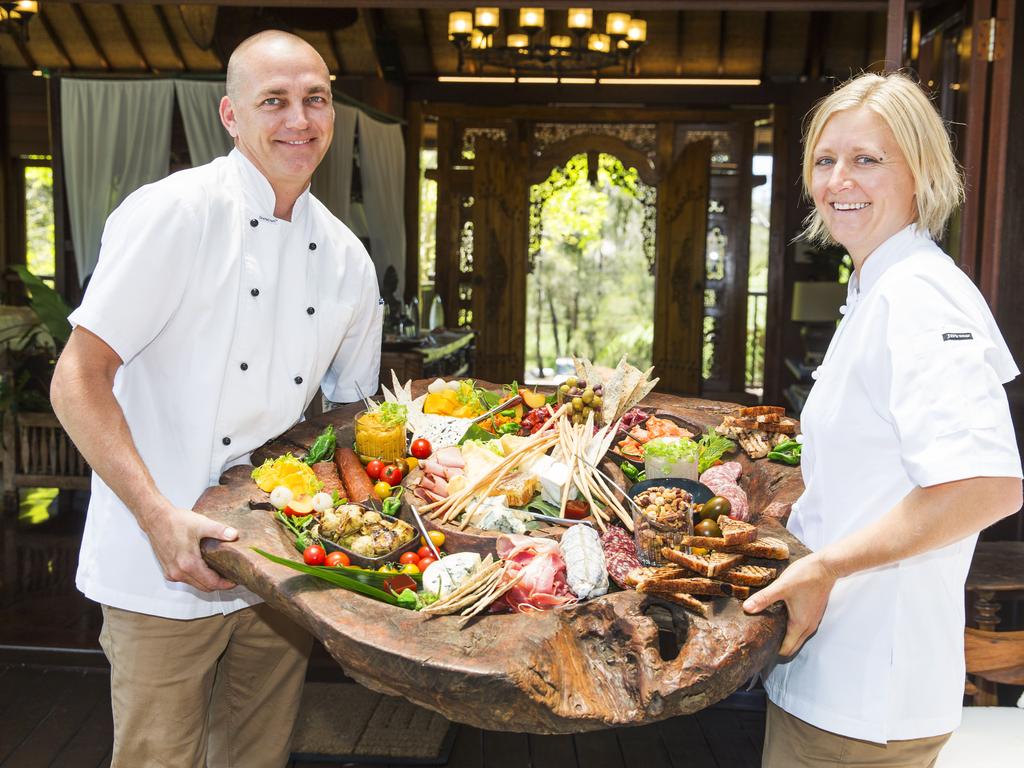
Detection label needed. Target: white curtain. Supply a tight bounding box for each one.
[61,79,175,285]
[311,104,358,226]
[174,80,233,166]
[356,111,405,296]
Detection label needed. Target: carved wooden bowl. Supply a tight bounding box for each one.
[199,382,806,734]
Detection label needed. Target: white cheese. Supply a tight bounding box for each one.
[529,455,578,506]
[422,552,482,598]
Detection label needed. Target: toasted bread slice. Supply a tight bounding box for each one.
[716,516,757,546]
[738,406,785,418]
[719,536,790,560]
[661,548,744,576]
[625,564,689,587]
[679,534,730,549]
[638,576,750,599]
[720,564,777,586]
[624,566,659,588]
[652,592,709,616]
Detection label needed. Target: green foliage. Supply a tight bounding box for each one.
[11,266,71,345]
[25,165,55,283]
[526,153,655,375]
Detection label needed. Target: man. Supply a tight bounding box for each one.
[50,31,382,767]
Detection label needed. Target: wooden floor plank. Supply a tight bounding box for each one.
[45,674,114,768]
[616,722,674,768]
[0,668,69,760]
[658,714,719,768]
[574,727,624,768]
[444,725,484,768]
[695,709,760,768]
[482,730,531,768]
[2,670,102,768]
[529,732,576,767]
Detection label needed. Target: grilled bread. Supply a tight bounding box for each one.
[719,536,790,560]
[720,564,777,586]
[661,548,744,577]
[678,533,731,549]
[624,565,688,588]
[638,576,751,600]
[651,592,709,616]
[716,516,757,546]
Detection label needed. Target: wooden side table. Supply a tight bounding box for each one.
[965,541,1024,705]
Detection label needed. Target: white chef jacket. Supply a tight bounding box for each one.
[69,149,383,619]
[763,225,1022,743]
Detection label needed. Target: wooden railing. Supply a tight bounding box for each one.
[2,411,91,494]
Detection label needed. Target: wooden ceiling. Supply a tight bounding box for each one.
[0,3,890,82]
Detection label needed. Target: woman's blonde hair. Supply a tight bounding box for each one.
[801,71,964,245]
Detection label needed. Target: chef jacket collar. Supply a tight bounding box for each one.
[229,148,310,222]
[846,224,926,302]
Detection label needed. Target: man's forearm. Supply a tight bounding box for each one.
[818,476,1022,580]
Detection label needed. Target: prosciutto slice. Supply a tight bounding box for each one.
[496,534,576,613]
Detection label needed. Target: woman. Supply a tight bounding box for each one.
[743,72,1023,767]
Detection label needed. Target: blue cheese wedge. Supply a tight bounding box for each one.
[422,552,482,598]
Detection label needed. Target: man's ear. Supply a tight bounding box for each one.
[219,95,238,138]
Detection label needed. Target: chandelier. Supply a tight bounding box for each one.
[0,0,37,42]
[448,7,647,75]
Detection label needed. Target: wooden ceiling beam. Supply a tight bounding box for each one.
[153,5,187,70]
[418,8,436,77]
[358,7,384,80]
[38,8,75,70]
[74,1,892,11]
[884,0,907,70]
[327,29,344,75]
[113,4,152,71]
[12,34,37,70]
[717,11,728,75]
[761,11,773,80]
[70,4,112,70]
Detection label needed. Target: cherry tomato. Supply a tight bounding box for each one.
[365,459,385,481]
[377,564,400,573]
[325,551,350,568]
[416,545,433,560]
[425,530,445,548]
[416,556,437,571]
[380,464,404,485]
[303,545,326,566]
[410,438,432,460]
[399,551,420,566]
[373,481,392,500]
[399,562,420,576]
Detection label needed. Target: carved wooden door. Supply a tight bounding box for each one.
[471,136,528,383]
[652,139,711,395]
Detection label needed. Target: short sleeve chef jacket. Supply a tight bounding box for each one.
[763,225,1021,743]
[69,149,383,620]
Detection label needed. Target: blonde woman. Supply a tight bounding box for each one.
[743,72,1022,767]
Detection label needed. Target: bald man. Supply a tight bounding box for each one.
[51,31,383,767]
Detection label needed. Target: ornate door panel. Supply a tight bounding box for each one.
[652,139,711,395]
[471,136,528,383]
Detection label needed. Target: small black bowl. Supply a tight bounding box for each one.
[627,477,715,505]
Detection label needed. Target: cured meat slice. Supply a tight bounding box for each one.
[601,526,642,590]
[311,461,344,496]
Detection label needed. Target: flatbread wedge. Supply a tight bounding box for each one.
[638,576,751,600]
[719,536,790,560]
[720,564,777,586]
[716,516,757,546]
[661,548,745,577]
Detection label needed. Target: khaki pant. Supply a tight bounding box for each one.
[763,700,952,768]
[100,603,312,768]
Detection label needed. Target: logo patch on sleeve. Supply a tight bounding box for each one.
[942,332,973,341]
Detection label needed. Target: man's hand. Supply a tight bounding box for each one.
[742,553,838,657]
[140,505,240,592]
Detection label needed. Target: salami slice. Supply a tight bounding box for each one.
[601,526,642,590]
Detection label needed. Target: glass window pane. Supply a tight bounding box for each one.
[25,164,55,288]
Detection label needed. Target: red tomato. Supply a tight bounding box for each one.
[416,555,437,571]
[380,464,404,485]
[365,459,385,480]
[410,438,432,460]
[303,545,326,566]
[325,551,350,568]
[416,545,433,560]
[399,551,420,565]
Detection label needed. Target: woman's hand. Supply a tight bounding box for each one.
[742,553,838,657]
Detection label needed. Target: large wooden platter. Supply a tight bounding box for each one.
[198,382,806,734]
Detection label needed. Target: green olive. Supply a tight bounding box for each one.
[572,397,584,411]
[566,376,577,388]
[582,387,595,404]
[699,496,731,521]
